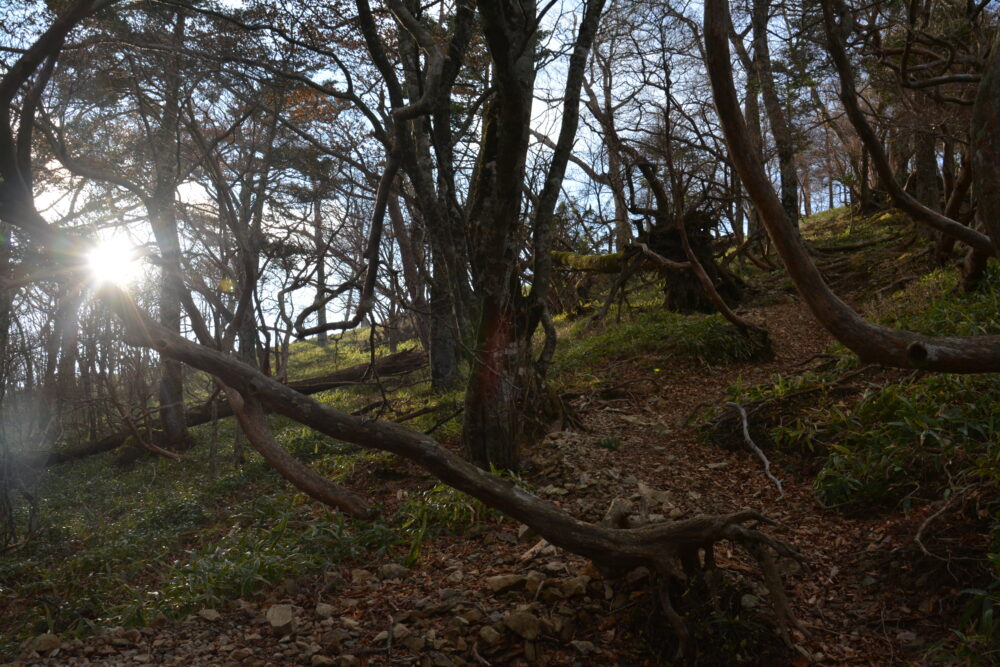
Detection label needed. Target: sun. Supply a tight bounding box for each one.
[87,237,142,286]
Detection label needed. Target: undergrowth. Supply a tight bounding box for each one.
[0,362,477,659]
[554,307,772,374]
[717,251,1000,651]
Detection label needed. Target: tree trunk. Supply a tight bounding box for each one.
[752,0,799,228]
[463,1,538,470]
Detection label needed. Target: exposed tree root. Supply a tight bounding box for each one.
[600,499,805,661]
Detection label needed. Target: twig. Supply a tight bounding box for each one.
[424,407,464,435]
[470,640,492,666]
[914,481,976,561]
[725,402,784,499]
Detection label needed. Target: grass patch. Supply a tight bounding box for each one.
[553,308,772,375]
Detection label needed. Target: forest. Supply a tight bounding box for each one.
[1,0,999,664]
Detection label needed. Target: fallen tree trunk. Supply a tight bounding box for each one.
[551,250,625,273]
[43,348,426,466]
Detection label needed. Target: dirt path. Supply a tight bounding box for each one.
[13,301,945,666]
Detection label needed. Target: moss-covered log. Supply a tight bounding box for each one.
[551,250,625,273]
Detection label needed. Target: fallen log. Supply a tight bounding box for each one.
[551,250,625,273]
[43,348,426,466]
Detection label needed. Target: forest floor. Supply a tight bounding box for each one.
[5,209,997,666]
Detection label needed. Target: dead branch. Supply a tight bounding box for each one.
[726,401,784,499]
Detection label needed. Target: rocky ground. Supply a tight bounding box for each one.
[7,304,969,666]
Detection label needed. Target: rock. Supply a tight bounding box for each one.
[337,656,359,667]
[525,570,546,594]
[323,572,347,590]
[478,625,503,646]
[311,656,337,666]
[540,485,568,496]
[266,604,297,633]
[485,574,526,593]
[402,635,425,652]
[706,461,729,470]
[446,569,464,583]
[570,639,596,655]
[21,634,61,656]
[560,575,590,598]
[350,569,374,584]
[517,524,538,543]
[392,623,411,640]
[542,560,565,574]
[315,603,336,619]
[740,594,760,610]
[379,563,410,580]
[504,611,541,640]
[427,652,457,667]
[198,608,221,622]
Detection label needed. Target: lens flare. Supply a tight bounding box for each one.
[87,237,141,286]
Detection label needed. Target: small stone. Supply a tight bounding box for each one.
[446,570,464,583]
[517,524,538,543]
[402,635,425,652]
[323,572,347,590]
[479,625,503,646]
[525,570,546,594]
[337,656,359,667]
[392,623,411,640]
[740,594,760,610]
[379,563,410,580]
[231,648,252,660]
[504,611,541,640]
[311,655,337,666]
[315,603,336,618]
[706,461,729,470]
[198,608,221,622]
[351,569,374,584]
[560,575,590,598]
[669,508,684,519]
[266,604,297,633]
[22,634,62,655]
[570,640,595,655]
[485,574,526,593]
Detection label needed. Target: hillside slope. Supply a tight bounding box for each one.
[4,208,998,666]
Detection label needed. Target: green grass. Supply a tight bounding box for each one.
[0,373,468,659]
[800,206,911,246]
[553,307,772,375]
